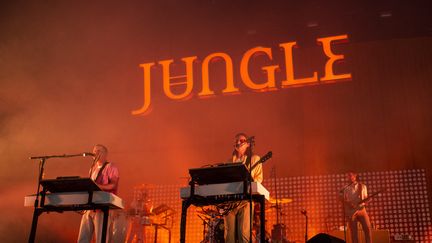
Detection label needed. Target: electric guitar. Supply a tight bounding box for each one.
[250,151,273,171]
[344,188,386,218]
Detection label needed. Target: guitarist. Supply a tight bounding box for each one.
[341,172,372,243]
[224,133,263,243]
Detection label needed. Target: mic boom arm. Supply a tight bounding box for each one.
[29,152,94,160]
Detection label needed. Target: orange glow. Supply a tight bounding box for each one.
[160,56,197,100]
[317,34,352,81]
[240,46,279,90]
[280,41,318,87]
[199,52,238,97]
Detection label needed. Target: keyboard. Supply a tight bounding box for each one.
[180,181,269,200]
[24,191,124,209]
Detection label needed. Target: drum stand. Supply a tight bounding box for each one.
[270,166,289,243]
[198,212,222,243]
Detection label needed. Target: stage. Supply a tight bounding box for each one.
[1,0,431,242]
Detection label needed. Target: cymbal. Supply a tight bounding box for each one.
[265,205,289,213]
[268,198,293,204]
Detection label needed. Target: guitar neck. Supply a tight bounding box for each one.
[250,151,272,171]
[359,190,384,205]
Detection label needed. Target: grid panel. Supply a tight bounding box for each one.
[132,169,431,242]
[262,169,432,242]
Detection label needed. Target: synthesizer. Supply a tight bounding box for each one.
[180,181,269,200]
[24,191,124,209]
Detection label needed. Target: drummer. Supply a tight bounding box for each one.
[126,185,153,243]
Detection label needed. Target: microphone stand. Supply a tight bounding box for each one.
[301,210,308,242]
[273,166,283,242]
[305,212,308,243]
[343,204,347,243]
[273,167,280,225]
[28,157,46,243]
[247,139,254,243]
[339,182,353,243]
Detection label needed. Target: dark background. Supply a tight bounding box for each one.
[1,0,431,241]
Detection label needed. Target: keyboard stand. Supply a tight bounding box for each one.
[29,201,110,243]
[28,178,110,243]
[179,181,266,243]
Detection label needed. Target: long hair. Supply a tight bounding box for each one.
[232,133,253,167]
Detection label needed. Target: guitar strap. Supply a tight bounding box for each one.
[245,155,252,168]
[95,162,110,183]
[245,148,252,169]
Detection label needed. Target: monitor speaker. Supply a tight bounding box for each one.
[307,233,345,243]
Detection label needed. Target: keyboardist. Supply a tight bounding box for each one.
[77,144,120,243]
[224,133,263,243]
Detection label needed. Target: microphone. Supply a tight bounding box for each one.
[301,209,307,215]
[82,152,95,157]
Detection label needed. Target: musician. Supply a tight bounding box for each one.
[341,172,372,243]
[77,144,120,243]
[126,186,153,243]
[224,133,263,243]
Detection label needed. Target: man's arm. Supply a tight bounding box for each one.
[97,176,119,191]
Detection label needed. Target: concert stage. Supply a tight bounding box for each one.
[1,0,431,242]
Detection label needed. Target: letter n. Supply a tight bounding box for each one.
[159,56,197,100]
[199,52,238,97]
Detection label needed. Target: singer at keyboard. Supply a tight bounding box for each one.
[224,133,263,243]
[77,144,120,243]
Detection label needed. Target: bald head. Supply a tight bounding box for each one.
[92,144,108,163]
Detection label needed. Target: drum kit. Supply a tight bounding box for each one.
[125,184,174,243]
[196,197,293,243]
[254,166,297,243]
[258,197,293,243]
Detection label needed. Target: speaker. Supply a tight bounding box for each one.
[328,229,390,243]
[307,233,345,243]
